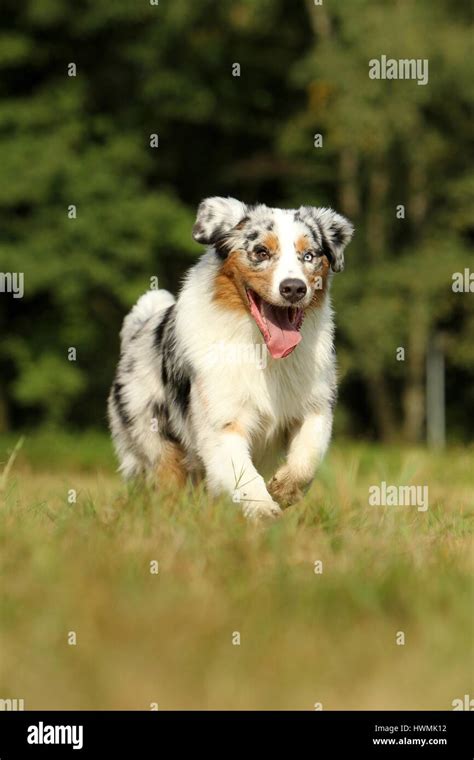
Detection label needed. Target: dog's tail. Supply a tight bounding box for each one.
[120,289,175,350]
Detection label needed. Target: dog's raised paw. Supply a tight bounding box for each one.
[268,471,303,508]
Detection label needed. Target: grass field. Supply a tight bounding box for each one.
[0,431,472,710]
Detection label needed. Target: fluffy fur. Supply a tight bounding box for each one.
[108,197,354,519]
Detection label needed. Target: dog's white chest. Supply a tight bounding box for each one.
[243,347,316,425]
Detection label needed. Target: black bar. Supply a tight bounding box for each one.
[0,710,471,757]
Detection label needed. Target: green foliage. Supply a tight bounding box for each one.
[0,0,472,440]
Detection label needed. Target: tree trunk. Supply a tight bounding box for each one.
[0,386,10,433]
[366,372,397,442]
[402,163,429,443]
[408,163,428,233]
[366,162,389,259]
[402,304,428,443]
[339,147,360,219]
[305,0,331,38]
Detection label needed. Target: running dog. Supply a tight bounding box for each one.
[108,197,354,519]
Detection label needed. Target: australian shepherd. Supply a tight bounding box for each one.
[108,197,354,519]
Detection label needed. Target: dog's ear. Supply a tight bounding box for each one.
[298,207,354,272]
[192,197,248,245]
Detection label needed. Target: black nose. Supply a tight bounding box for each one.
[279,278,307,303]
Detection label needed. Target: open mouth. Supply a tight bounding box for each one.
[247,289,304,359]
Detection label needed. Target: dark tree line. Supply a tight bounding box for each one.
[1,0,472,441]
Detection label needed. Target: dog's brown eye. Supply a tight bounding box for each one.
[253,246,270,261]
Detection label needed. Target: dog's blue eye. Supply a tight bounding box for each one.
[303,252,315,263]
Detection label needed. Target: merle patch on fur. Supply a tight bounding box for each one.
[152,401,181,444]
[158,307,192,418]
[154,304,174,350]
[113,381,131,428]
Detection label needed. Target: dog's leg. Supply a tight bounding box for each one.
[268,408,333,507]
[155,440,188,491]
[199,426,282,520]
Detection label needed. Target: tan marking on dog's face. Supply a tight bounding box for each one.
[213,256,248,314]
[295,233,329,307]
[295,234,311,255]
[262,231,280,254]
[213,248,278,313]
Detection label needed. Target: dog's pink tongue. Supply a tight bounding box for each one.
[260,301,302,359]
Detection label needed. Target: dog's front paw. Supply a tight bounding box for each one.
[268,469,304,508]
[242,498,282,522]
[232,477,283,521]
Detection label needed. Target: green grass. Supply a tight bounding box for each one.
[0,432,472,710]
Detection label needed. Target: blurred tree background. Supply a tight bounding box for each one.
[0,0,472,442]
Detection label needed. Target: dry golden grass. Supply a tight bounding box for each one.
[0,432,472,710]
